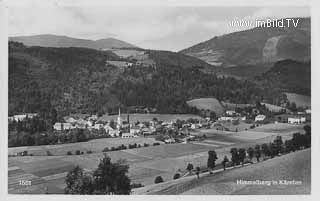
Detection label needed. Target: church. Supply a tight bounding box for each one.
[116,108,137,138]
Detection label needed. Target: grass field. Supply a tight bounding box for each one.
[8,123,306,194]
[133,148,310,195]
[261,102,287,112]
[111,49,144,58]
[99,113,201,123]
[285,93,311,108]
[8,137,162,156]
[186,98,224,115]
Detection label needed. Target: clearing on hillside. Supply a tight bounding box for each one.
[285,93,311,108]
[186,98,224,115]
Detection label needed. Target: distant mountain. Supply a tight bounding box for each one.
[180,17,310,67]
[9,34,137,50]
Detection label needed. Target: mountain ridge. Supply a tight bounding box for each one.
[180,17,310,67]
[9,34,138,50]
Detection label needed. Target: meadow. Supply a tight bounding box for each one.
[285,92,311,108]
[8,123,305,194]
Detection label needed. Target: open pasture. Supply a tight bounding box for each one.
[186,98,224,115]
[285,92,311,108]
[8,122,305,193]
[8,137,161,156]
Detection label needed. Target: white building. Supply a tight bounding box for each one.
[255,115,266,122]
[165,138,175,144]
[218,116,235,121]
[53,122,73,131]
[121,132,136,138]
[64,117,77,124]
[288,117,306,124]
[94,123,104,130]
[9,113,38,122]
[305,109,311,114]
[130,126,141,135]
[226,110,236,116]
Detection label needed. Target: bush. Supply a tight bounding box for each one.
[67,151,73,155]
[173,173,180,180]
[186,163,194,172]
[130,183,144,189]
[144,143,149,147]
[86,150,93,154]
[153,142,160,146]
[154,176,164,184]
[46,151,53,156]
[75,150,81,155]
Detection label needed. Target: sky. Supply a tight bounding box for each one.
[8,2,310,51]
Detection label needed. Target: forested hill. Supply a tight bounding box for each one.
[180,17,310,67]
[9,41,121,117]
[255,60,311,96]
[9,41,281,117]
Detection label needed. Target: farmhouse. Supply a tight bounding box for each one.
[130,126,141,135]
[94,123,104,130]
[64,116,77,124]
[288,116,306,124]
[106,60,133,68]
[8,113,38,122]
[255,115,266,122]
[218,116,236,121]
[226,110,236,116]
[53,122,73,130]
[121,132,136,138]
[164,138,175,144]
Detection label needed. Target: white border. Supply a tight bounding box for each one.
[1,1,319,201]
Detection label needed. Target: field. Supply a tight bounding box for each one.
[8,137,162,156]
[111,49,144,58]
[135,148,310,195]
[285,92,311,108]
[220,101,254,110]
[213,121,252,132]
[186,98,224,115]
[261,102,287,112]
[98,113,201,123]
[8,123,305,194]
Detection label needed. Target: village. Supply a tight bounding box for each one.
[8,102,311,146]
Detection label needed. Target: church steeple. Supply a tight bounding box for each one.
[117,108,122,130]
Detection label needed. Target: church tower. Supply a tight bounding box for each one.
[117,108,122,130]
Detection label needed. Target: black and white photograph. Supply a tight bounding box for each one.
[0,0,318,199]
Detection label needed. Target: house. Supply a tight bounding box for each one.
[164,138,175,144]
[53,122,73,131]
[94,123,104,130]
[104,124,119,137]
[218,116,235,121]
[226,110,236,116]
[305,109,311,114]
[9,113,38,122]
[64,117,77,124]
[130,126,141,135]
[121,132,136,138]
[88,115,98,121]
[288,117,306,124]
[106,60,133,70]
[255,115,266,122]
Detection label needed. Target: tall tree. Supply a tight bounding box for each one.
[207,150,218,173]
[92,154,131,194]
